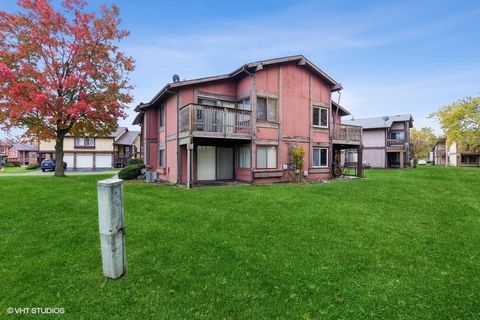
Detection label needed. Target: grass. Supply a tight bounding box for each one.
[0,167,479,319]
[0,166,37,174]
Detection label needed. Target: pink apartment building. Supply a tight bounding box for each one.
[133,55,363,186]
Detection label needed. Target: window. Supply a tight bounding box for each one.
[237,145,251,168]
[158,148,165,167]
[237,98,251,111]
[312,147,328,167]
[312,107,328,127]
[256,146,277,169]
[222,101,235,109]
[159,105,165,128]
[256,97,277,122]
[74,137,94,147]
[389,131,405,140]
[345,150,357,163]
[461,155,477,163]
[198,98,218,106]
[198,97,235,108]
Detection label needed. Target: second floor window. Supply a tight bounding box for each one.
[389,131,405,140]
[237,98,251,111]
[74,137,94,147]
[198,98,235,109]
[313,107,328,127]
[257,97,278,122]
[159,105,165,128]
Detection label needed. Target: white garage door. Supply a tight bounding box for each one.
[77,154,93,168]
[96,154,112,168]
[64,153,74,169]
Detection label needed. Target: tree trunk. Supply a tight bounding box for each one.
[54,133,66,177]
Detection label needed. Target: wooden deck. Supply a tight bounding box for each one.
[332,124,362,146]
[179,104,252,142]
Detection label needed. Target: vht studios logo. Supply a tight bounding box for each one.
[7,307,65,315]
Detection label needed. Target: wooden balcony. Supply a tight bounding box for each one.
[332,124,362,146]
[179,103,252,142]
[386,139,407,149]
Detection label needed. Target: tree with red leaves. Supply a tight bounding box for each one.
[0,0,134,176]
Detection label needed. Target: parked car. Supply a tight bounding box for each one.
[418,159,427,165]
[40,159,67,172]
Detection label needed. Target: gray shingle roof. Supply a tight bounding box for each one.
[110,127,128,138]
[342,114,413,129]
[115,131,140,146]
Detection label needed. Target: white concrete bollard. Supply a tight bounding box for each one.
[97,178,126,279]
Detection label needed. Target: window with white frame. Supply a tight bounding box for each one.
[198,97,235,108]
[158,104,165,128]
[257,97,278,122]
[74,137,95,147]
[237,145,251,168]
[312,147,328,167]
[256,146,277,169]
[312,107,328,127]
[389,131,405,140]
[237,98,251,111]
[158,147,165,167]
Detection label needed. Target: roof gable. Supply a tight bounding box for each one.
[135,55,340,112]
[342,114,413,129]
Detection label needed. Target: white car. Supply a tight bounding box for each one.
[418,159,427,165]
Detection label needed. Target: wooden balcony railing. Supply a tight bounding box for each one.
[179,103,252,138]
[386,139,406,148]
[332,124,362,144]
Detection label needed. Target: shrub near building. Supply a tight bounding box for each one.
[127,158,144,166]
[118,163,145,180]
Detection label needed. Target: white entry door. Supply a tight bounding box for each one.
[197,146,216,181]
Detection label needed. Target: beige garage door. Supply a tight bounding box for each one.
[77,154,93,168]
[96,154,112,168]
[63,153,74,169]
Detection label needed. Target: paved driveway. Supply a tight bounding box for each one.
[0,168,117,177]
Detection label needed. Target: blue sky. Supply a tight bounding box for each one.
[1,0,479,138]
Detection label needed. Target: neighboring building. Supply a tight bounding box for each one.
[433,138,480,167]
[0,140,9,164]
[114,130,141,167]
[431,138,446,165]
[6,143,38,165]
[342,114,413,168]
[39,127,141,169]
[134,55,363,186]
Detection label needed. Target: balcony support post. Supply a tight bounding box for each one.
[356,145,364,178]
[187,143,193,189]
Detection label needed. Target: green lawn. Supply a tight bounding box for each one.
[0,166,38,174]
[0,167,479,319]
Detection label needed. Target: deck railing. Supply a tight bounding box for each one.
[332,124,362,143]
[386,139,406,148]
[179,103,252,136]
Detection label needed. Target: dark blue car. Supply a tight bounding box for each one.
[41,159,67,172]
